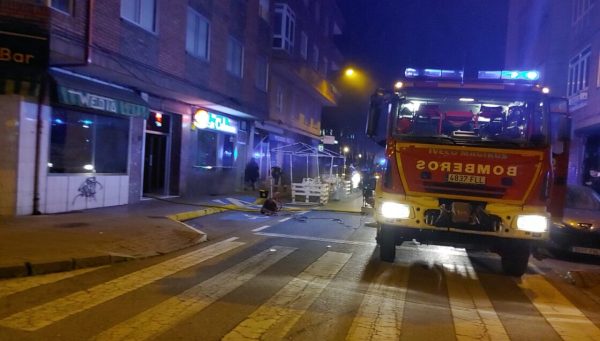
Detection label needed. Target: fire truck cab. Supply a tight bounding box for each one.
[366,69,571,276]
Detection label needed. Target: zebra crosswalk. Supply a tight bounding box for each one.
[0,235,599,341]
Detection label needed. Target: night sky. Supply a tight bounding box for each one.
[336,0,509,85]
[323,0,509,152]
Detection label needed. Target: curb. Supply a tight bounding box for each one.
[0,205,229,280]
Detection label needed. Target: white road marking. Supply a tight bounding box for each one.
[94,246,297,341]
[255,232,377,246]
[212,199,227,204]
[443,263,510,340]
[0,267,106,299]
[222,251,351,340]
[227,197,260,208]
[296,211,309,215]
[254,232,493,258]
[528,262,544,275]
[0,238,244,331]
[252,225,271,232]
[278,217,291,223]
[519,274,600,340]
[346,265,410,340]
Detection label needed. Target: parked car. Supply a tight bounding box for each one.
[549,185,600,256]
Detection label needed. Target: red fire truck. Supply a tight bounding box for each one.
[366,69,570,276]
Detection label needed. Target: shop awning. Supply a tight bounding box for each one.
[50,69,149,119]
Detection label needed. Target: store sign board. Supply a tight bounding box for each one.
[193,109,237,134]
[0,27,48,72]
[57,85,149,118]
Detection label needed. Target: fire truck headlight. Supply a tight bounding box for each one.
[381,202,411,219]
[516,215,548,233]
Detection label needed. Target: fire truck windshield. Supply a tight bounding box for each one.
[392,89,548,148]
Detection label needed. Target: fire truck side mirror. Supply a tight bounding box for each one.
[548,97,568,114]
[558,115,571,141]
[366,91,384,138]
[548,97,571,141]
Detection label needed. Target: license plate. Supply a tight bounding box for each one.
[571,246,600,256]
[447,174,486,185]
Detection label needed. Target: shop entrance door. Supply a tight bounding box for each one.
[144,133,167,195]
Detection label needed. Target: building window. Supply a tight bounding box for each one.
[597,55,600,88]
[273,3,295,53]
[226,36,244,77]
[312,45,319,69]
[47,0,71,14]
[259,0,269,22]
[255,56,269,91]
[275,86,284,113]
[49,110,129,174]
[186,8,210,60]
[567,46,592,97]
[572,0,595,24]
[300,32,308,60]
[120,0,156,32]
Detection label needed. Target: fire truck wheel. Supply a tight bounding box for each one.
[379,225,396,262]
[500,242,531,277]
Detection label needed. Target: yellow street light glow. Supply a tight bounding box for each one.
[394,81,403,89]
[345,68,355,77]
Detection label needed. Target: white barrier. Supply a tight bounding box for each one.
[292,178,330,204]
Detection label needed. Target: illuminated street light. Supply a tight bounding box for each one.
[542,87,550,94]
[345,68,355,77]
[343,146,349,153]
[358,154,362,158]
[394,81,403,90]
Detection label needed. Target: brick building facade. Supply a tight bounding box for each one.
[0,0,344,216]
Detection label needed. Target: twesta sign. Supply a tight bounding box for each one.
[56,85,149,118]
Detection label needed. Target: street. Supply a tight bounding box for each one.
[1,208,600,340]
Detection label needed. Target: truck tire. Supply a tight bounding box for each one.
[500,242,531,277]
[379,225,396,262]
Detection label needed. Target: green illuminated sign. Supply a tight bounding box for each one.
[57,86,149,118]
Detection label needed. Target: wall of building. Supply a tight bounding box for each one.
[0,95,21,216]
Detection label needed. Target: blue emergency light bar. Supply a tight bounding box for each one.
[478,70,540,81]
[405,68,463,80]
[404,68,540,82]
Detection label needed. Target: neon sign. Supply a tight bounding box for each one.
[193,109,237,134]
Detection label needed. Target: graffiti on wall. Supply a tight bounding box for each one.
[72,177,103,205]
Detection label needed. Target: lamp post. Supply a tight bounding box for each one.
[342,146,349,177]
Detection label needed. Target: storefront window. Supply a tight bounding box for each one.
[49,110,129,174]
[196,130,218,167]
[222,134,235,167]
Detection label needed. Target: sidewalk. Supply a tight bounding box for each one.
[0,192,364,279]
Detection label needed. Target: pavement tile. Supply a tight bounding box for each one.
[0,191,363,279]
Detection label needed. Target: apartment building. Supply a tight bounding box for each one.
[0,0,272,215]
[254,0,344,183]
[505,0,600,185]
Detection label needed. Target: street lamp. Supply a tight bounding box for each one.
[343,146,349,154]
[345,68,355,77]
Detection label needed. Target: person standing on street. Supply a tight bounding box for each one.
[245,158,260,190]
